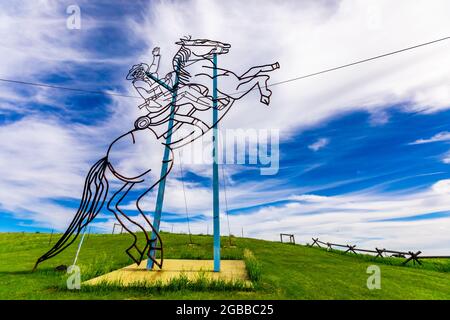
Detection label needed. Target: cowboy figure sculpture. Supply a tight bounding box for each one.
[33,37,280,271]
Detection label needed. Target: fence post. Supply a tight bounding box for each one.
[312,238,320,247]
[346,245,356,254]
[403,251,422,265]
[375,248,385,258]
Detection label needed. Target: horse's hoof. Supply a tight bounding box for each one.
[271,62,280,70]
[260,95,270,105]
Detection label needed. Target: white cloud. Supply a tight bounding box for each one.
[170,179,450,255]
[308,137,329,151]
[410,131,450,145]
[442,153,450,164]
[118,0,450,254]
[0,1,141,229]
[432,179,450,194]
[0,116,97,229]
[368,109,390,126]
[129,0,450,134]
[2,0,450,257]
[92,174,450,255]
[410,132,450,165]
[0,2,103,228]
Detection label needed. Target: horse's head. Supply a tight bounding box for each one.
[176,37,231,58]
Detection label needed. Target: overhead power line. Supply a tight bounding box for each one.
[0,36,448,98]
[266,36,450,89]
[0,78,140,99]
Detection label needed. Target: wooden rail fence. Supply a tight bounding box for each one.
[309,238,450,265]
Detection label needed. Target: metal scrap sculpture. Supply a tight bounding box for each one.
[33,37,279,271]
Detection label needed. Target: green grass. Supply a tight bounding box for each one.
[82,273,251,294]
[1,232,450,299]
[243,249,261,282]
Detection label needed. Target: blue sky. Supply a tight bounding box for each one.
[1,0,450,254]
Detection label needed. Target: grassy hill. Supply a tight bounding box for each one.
[1,232,450,299]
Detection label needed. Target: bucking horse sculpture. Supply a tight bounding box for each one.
[33,37,279,271]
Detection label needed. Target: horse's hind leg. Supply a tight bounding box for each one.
[107,182,149,265]
[134,154,174,269]
[135,193,165,269]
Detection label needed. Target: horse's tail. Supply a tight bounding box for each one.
[33,157,109,271]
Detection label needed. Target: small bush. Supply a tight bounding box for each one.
[243,249,261,282]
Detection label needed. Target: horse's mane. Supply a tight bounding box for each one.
[172,44,191,86]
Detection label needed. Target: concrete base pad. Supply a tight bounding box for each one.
[84,259,249,287]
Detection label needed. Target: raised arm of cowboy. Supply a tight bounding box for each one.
[149,47,161,75]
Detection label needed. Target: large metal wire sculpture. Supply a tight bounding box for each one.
[33,37,280,271]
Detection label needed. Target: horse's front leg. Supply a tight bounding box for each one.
[234,74,272,105]
[240,62,280,78]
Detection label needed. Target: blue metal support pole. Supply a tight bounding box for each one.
[212,54,220,272]
[147,60,180,270]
